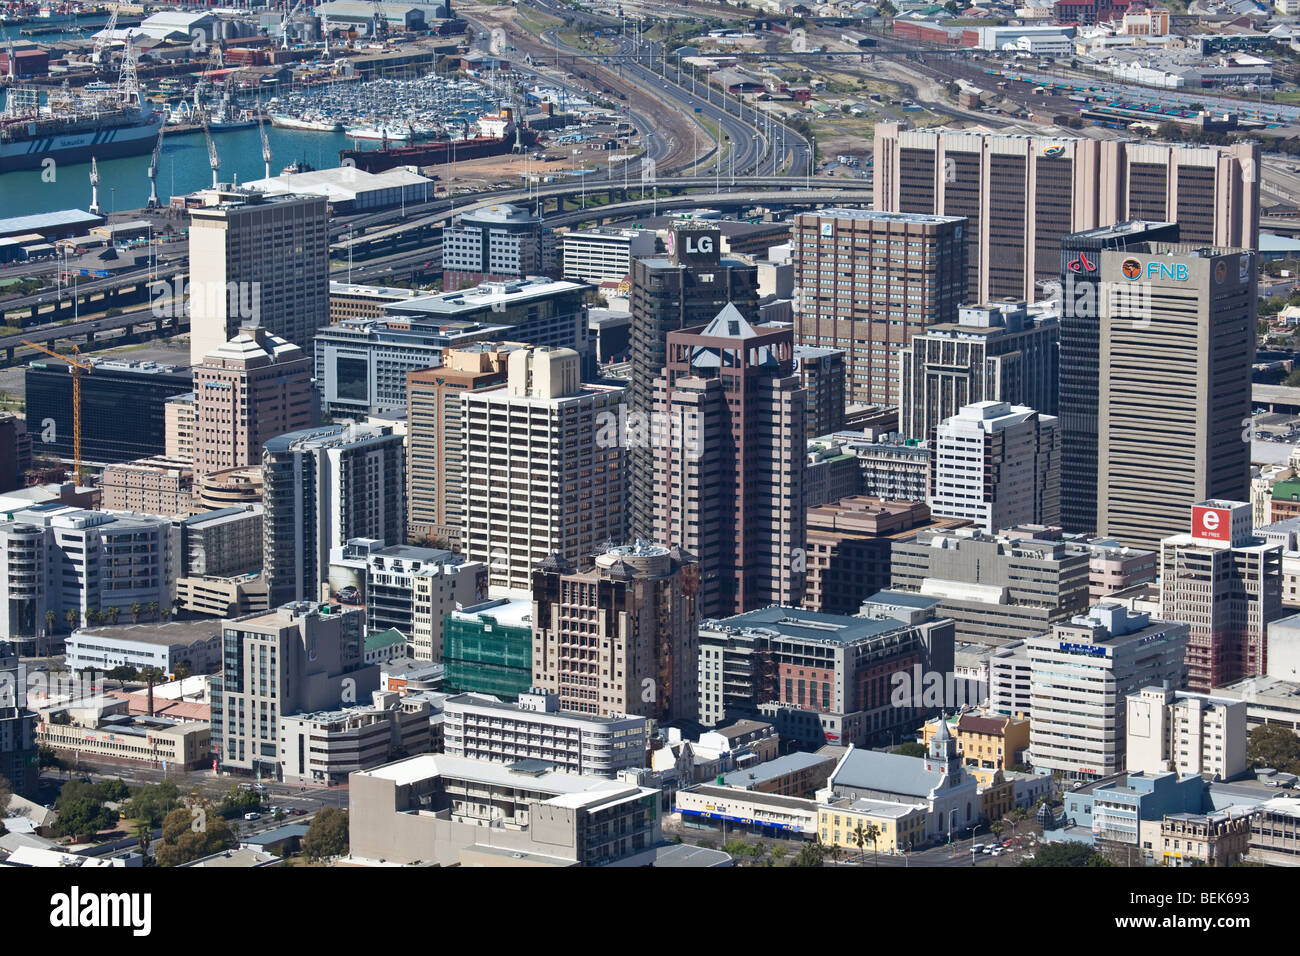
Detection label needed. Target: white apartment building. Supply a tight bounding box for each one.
[1027,603,1188,780]
[279,690,433,786]
[1126,685,1247,781]
[988,641,1032,718]
[0,507,178,652]
[928,401,1059,534]
[442,689,650,777]
[461,347,624,591]
[561,227,657,284]
[187,188,330,366]
[363,545,488,662]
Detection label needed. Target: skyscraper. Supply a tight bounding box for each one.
[898,299,1059,442]
[626,221,759,539]
[929,401,1060,534]
[405,344,520,546]
[187,188,330,367]
[531,543,700,721]
[1096,243,1254,552]
[441,203,554,292]
[873,123,1259,303]
[651,307,806,618]
[792,207,967,407]
[194,323,315,479]
[1056,221,1180,534]
[262,424,406,606]
[461,347,623,591]
[1160,500,1282,692]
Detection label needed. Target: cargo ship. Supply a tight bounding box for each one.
[0,85,161,173]
[339,109,534,174]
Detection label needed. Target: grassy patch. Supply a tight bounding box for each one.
[515,2,564,36]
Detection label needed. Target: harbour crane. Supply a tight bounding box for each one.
[258,112,272,180]
[88,157,101,215]
[22,341,93,484]
[203,110,221,188]
[91,1,119,71]
[281,0,305,50]
[371,0,390,38]
[146,123,165,209]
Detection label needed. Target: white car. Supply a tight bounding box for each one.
[971,843,986,853]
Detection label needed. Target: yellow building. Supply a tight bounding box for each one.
[818,797,928,855]
[921,712,1030,771]
[968,766,1015,823]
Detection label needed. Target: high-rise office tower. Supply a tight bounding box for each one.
[1056,221,1180,534]
[898,299,1059,442]
[194,323,314,479]
[441,203,555,292]
[187,188,329,367]
[794,345,847,437]
[1096,243,1254,552]
[405,344,520,546]
[626,221,759,538]
[651,307,806,618]
[1160,500,1282,692]
[461,347,624,591]
[929,401,1060,534]
[262,423,406,606]
[531,543,700,721]
[792,208,967,407]
[873,123,1259,302]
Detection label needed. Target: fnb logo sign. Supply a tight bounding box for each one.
[1123,260,1189,282]
[1192,505,1231,541]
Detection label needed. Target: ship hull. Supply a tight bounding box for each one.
[340,128,535,173]
[0,113,161,173]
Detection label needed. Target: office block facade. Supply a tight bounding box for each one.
[441,203,554,291]
[1097,244,1255,552]
[188,189,330,367]
[363,545,487,662]
[873,123,1259,302]
[898,300,1059,442]
[532,543,700,722]
[793,207,967,407]
[626,222,759,539]
[1126,684,1248,780]
[262,424,406,607]
[650,309,806,617]
[443,598,534,700]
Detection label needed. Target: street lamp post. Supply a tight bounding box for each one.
[971,823,985,866]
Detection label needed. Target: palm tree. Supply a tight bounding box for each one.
[43,609,57,657]
[134,821,152,861]
[852,822,868,864]
[160,606,171,622]
[65,608,79,633]
[864,822,881,867]
[106,605,120,626]
[130,603,142,624]
[146,601,158,621]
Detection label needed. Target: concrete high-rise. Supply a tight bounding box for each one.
[1056,221,1180,534]
[651,308,806,618]
[1096,243,1255,552]
[461,347,623,592]
[873,123,1259,303]
[262,424,406,606]
[194,324,314,479]
[531,543,700,721]
[626,221,758,538]
[929,401,1060,534]
[898,299,1059,442]
[187,188,329,367]
[792,207,967,407]
[1160,500,1283,691]
[441,203,554,292]
[405,344,521,547]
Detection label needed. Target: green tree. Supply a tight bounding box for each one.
[0,773,11,817]
[106,605,120,626]
[146,601,159,621]
[135,821,153,859]
[991,820,1005,838]
[1021,842,1113,867]
[1247,724,1300,775]
[1285,368,1300,388]
[893,742,927,758]
[130,602,142,624]
[53,781,118,840]
[126,781,181,828]
[65,608,79,632]
[44,609,56,634]
[173,662,192,681]
[155,804,235,867]
[302,807,350,862]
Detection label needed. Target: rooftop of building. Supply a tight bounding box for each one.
[683,784,819,814]
[180,505,262,528]
[701,605,911,644]
[863,590,942,611]
[239,823,310,847]
[202,325,305,366]
[263,422,397,455]
[829,747,947,798]
[364,628,407,653]
[454,203,543,226]
[720,751,833,788]
[72,618,224,648]
[799,207,966,226]
[386,277,586,318]
[448,598,532,630]
[444,692,647,728]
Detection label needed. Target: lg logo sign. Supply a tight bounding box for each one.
[683,235,713,255]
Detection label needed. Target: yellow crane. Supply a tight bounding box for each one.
[21,340,93,484]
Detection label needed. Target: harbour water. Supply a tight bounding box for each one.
[0,124,389,218]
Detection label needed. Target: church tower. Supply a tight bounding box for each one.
[925,715,962,778]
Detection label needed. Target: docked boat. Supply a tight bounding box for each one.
[344,124,414,143]
[270,112,341,132]
[0,81,160,173]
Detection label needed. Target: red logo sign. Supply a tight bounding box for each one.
[1192,506,1230,541]
[1066,252,1096,274]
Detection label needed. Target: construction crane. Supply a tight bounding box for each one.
[281,0,305,50]
[203,110,220,188]
[146,122,165,209]
[258,111,271,180]
[22,341,93,484]
[91,1,119,71]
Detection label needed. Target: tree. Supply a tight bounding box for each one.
[146,601,159,621]
[44,609,56,634]
[991,820,1005,838]
[65,608,79,633]
[1285,368,1300,388]
[302,807,349,862]
[0,773,11,817]
[53,780,120,840]
[155,804,235,867]
[1021,842,1113,867]
[893,742,927,758]
[130,602,142,624]
[1247,724,1300,776]
[173,662,192,681]
[106,606,120,626]
[134,821,153,860]
[126,781,181,828]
